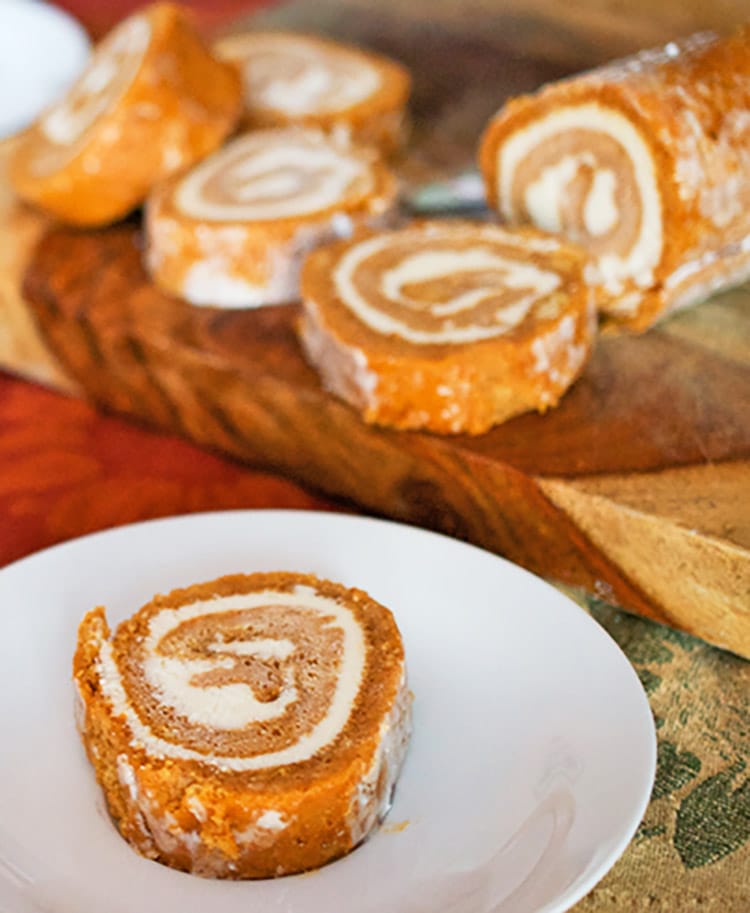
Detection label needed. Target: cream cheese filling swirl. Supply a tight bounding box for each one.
[34,14,151,172]
[333,227,563,345]
[218,34,382,116]
[96,586,366,772]
[496,103,663,294]
[174,130,375,222]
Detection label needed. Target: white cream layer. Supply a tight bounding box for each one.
[497,103,663,293]
[523,152,618,239]
[144,631,297,729]
[96,586,367,771]
[333,232,561,344]
[181,259,278,309]
[218,34,381,115]
[40,15,150,148]
[583,168,619,237]
[175,130,373,222]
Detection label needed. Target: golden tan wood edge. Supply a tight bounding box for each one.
[0,141,77,392]
[541,463,750,651]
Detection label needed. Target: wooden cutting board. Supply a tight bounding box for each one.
[1,0,749,658]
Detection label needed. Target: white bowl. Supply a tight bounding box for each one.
[0,0,90,139]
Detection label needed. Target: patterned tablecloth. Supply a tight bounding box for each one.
[1,372,747,910]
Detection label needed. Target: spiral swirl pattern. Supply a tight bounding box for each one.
[97,584,375,771]
[490,103,663,297]
[174,128,376,223]
[216,33,382,117]
[35,14,150,171]
[331,223,566,345]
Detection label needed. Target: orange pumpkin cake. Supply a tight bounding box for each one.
[9,3,241,227]
[479,26,750,332]
[145,126,398,308]
[298,221,595,435]
[73,571,411,879]
[213,31,411,155]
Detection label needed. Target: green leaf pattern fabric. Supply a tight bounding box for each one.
[570,597,749,911]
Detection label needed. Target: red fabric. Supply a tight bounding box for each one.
[0,373,341,568]
[53,0,273,38]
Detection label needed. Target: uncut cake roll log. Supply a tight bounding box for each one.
[214,32,411,156]
[145,127,398,308]
[9,3,241,227]
[479,26,750,332]
[298,221,595,435]
[73,572,411,879]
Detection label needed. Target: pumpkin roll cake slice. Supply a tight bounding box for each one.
[299,221,595,435]
[73,572,411,879]
[145,126,398,308]
[9,3,241,227]
[480,26,750,332]
[214,31,411,155]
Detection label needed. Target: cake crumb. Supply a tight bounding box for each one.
[383,818,410,834]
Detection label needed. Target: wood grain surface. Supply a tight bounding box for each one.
[3,1,750,657]
[21,221,750,657]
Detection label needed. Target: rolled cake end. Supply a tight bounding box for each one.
[479,27,750,332]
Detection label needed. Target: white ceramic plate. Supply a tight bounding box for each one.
[0,510,656,913]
